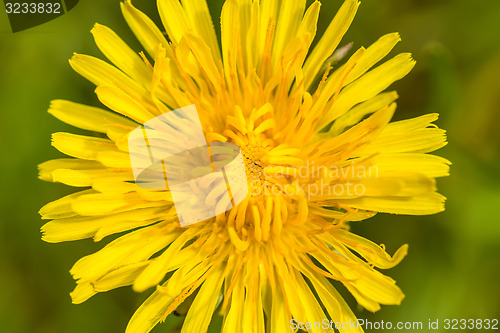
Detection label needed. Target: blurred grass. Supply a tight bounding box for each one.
[0,0,499,332]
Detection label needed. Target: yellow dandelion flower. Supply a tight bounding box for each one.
[39,0,450,332]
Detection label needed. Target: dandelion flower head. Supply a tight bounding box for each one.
[39,0,450,332]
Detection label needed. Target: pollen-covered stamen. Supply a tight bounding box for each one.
[241,143,268,196]
[218,123,312,248]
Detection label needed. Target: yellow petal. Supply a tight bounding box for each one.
[49,99,136,135]
[181,264,225,333]
[121,0,172,59]
[70,282,97,304]
[312,244,404,312]
[299,263,363,333]
[370,153,451,178]
[241,256,265,333]
[70,222,181,282]
[259,0,279,53]
[345,32,402,85]
[182,33,222,91]
[49,167,131,188]
[92,179,138,194]
[272,0,306,68]
[294,273,335,333]
[126,288,177,333]
[318,53,415,129]
[42,207,165,243]
[346,265,405,312]
[271,252,308,322]
[221,0,243,79]
[93,261,149,292]
[307,47,366,127]
[136,189,173,202]
[133,229,196,292]
[309,205,377,221]
[69,54,152,106]
[96,150,131,168]
[157,0,189,45]
[245,0,261,70]
[356,172,436,197]
[384,113,439,134]
[91,23,152,87]
[51,132,119,160]
[335,230,408,269]
[356,113,448,154]
[50,169,94,187]
[222,273,244,332]
[317,103,396,159]
[336,192,446,215]
[127,260,211,333]
[162,254,211,298]
[95,85,156,123]
[269,274,294,333]
[93,218,166,243]
[39,189,94,220]
[297,1,321,48]
[329,91,399,136]
[181,0,221,63]
[38,159,103,182]
[357,128,447,155]
[303,0,360,89]
[70,192,167,216]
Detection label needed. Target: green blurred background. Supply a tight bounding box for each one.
[0,0,499,332]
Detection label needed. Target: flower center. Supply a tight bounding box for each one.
[241,144,268,196]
